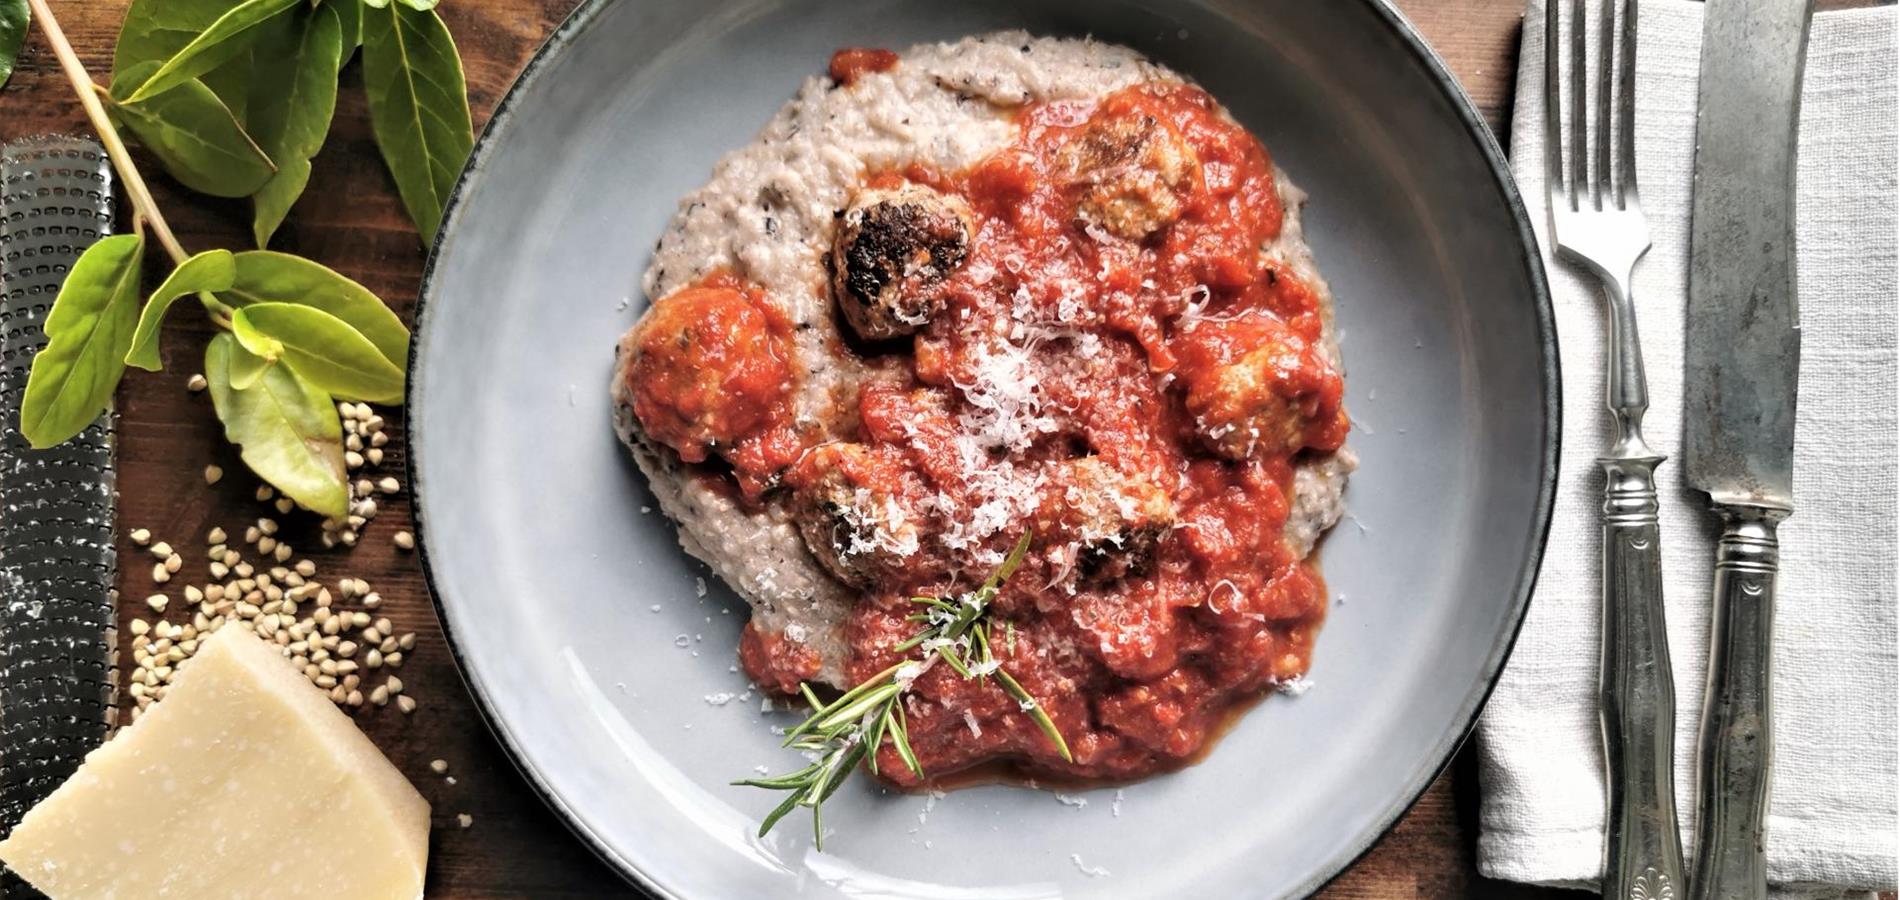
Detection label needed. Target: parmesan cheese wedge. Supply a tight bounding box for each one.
[0,626,430,899]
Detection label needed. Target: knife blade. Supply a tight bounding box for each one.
[1683,0,1809,509]
[1681,2,1814,899]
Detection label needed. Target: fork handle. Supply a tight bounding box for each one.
[1598,453,1688,900]
[1690,506,1784,900]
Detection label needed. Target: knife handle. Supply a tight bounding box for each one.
[1691,506,1784,900]
[1597,454,1687,900]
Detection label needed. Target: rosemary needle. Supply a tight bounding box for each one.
[736,533,1070,848]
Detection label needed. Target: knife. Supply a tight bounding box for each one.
[1682,2,1814,899]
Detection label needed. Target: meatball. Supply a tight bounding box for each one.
[788,442,934,588]
[1175,316,1339,460]
[830,185,973,341]
[625,281,789,463]
[1059,112,1200,242]
[1049,457,1174,585]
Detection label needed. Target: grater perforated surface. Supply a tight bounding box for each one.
[0,135,117,898]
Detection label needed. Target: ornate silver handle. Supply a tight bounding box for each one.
[1598,454,1686,900]
[1690,506,1783,900]
[1595,275,1686,900]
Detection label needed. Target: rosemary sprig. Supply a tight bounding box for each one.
[736,533,1071,847]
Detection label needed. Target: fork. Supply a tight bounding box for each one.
[1544,1,1687,898]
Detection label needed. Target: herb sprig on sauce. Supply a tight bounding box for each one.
[737,533,1072,847]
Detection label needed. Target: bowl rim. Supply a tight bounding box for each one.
[403,1,1561,896]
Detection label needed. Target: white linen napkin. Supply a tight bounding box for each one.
[1474,0,1898,894]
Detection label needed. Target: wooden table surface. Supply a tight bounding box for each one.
[0,1,1574,896]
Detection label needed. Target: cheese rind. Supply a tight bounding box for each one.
[0,626,430,899]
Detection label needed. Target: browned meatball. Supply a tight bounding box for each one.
[1176,317,1333,461]
[623,281,789,464]
[1060,113,1200,242]
[1193,355,1306,460]
[1049,457,1174,585]
[788,442,933,588]
[830,185,974,341]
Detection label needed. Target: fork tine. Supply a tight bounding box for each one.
[1544,0,1566,208]
[1616,0,1639,207]
[1594,0,1614,208]
[1570,0,1586,211]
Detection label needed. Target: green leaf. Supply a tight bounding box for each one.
[329,0,363,55]
[222,251,409,364]
[115,0,258,116]
[205,332,348,517]
[231,316,285,361]
[0,0,28,90]
[231,302,405,403]
[201,42,255,122]
[250,159,313,246]
[115,0,249,78]
[124,0,303,103]
[126,249,236,371]
[247,3,345,246]
[20,234,145,449]
[228,347,273,390]
[361,2,471,245]
[109,62,275,198]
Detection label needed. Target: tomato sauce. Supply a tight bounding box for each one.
[631,82,1348,784]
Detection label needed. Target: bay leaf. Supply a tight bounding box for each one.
[125,249,237,371]
[232,302,405,403]
[109,61,275,198]
[201,40,254,123]
[228,343,274,390]
[206,332,349,518]
[222,251,409,364]
[124,0,303,103]
[329,0,362,53]
[114,0,250,82]
[361,2,472,245]
[395,0,440,10]
[248,3,345,246]
[20,233,145,449]
[115,0,266,116]
[0,0,27,90]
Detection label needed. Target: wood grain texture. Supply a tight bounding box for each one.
[0,1,1575,897]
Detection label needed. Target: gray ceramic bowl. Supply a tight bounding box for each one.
[407,1,1558,897]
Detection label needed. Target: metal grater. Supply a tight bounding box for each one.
[0,136,118,898]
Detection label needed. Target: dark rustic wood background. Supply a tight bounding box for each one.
[0,1,1844,897]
